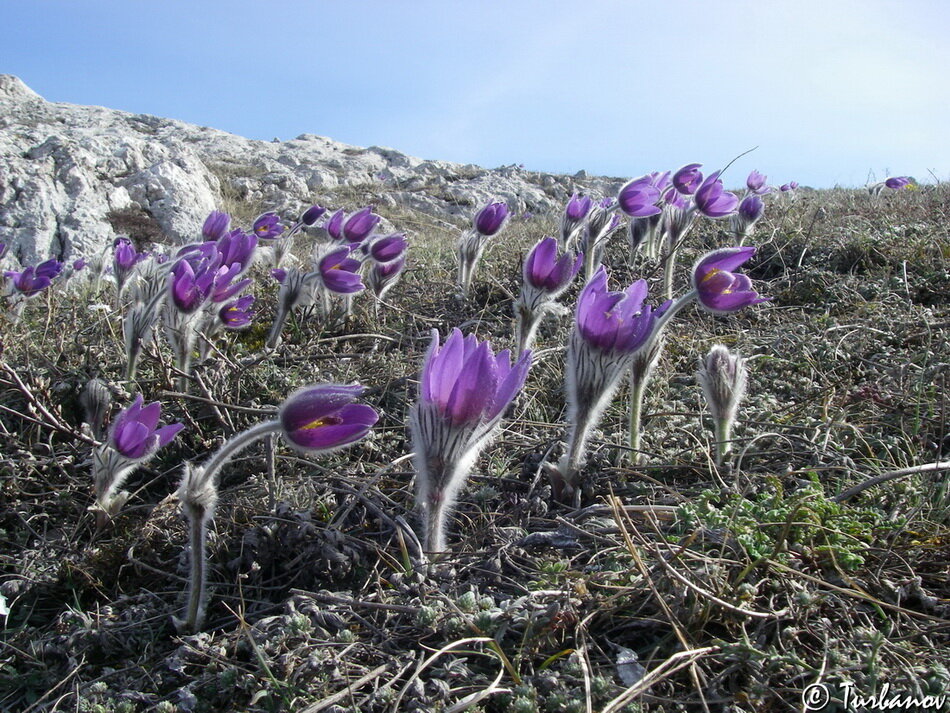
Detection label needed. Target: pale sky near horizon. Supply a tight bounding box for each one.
[3,0,948,188]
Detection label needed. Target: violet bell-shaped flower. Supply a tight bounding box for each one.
[202,211,231,241]
[411,328,532,552]
[565,193,592,221]
[473,201,510,237]
[367,233,408,263]
[731,195,765,241]
[673,163,704,195]
[368,254,406,302]
[514,237,583,353]
[324,209,346,241]
[252,212,284,240]
[779,181,799,192]
[111,394,185,460]
[885,176,911,190]
[745,170,771,195]
[300,204,327,226]
[219,295,255,329]
[617,176,661,217]
[318,246,364,294]
[279,384,379,452]
[694,171,739,218]
[692,247,770,314]
[552,267,666,501]
[342,207,381,244]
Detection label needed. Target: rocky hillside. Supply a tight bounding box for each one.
[0,75,624,264]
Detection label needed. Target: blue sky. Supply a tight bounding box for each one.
[4,0,948,188]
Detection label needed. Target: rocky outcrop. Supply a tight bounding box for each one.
[0,75,626,264]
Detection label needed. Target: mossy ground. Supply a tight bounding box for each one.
[0,185,948,712]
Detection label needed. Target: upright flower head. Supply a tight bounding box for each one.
[576,267,662,353]
[114,238,146,273]
[202,211,231,241]
[617,176,661,217]
[692,247,770,314]
[694,171,739,218]
[746,170,771,195]
[565,193,593,221]
[780,181,799,192]
[473,201,509,237]
[253,212,284,240]
[524,237,582,295]
[110,395,184,461]
[420,328,532,428]
[367,233,408,263]
[279,384,379,452]
[697,344,749,464]
[219,294,255,328]
[300,205,327,226]
[324,209,346,241]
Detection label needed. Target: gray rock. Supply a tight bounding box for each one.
[0,74,628,264]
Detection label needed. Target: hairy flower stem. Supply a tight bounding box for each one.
[514,304,543,355]
[715,418,733,465]
[662,248,678,300]
[266,306,289,349]
[178,420,280,632]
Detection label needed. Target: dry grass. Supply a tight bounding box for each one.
[0,185,948,712]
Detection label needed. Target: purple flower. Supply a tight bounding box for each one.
[72,258,88,272]
[34,258,64,281]
[673,163,704,195]
[576,267,662,353]
[218,295,255,329]
[692,247,770,314]
[271,268,287,283]
[169,257,217,313]
[110,395,184,460]
[5,267,51,297]
[524,237,582,293]
[342,207,381,244]
[565,193,593,221]
[473,201,509,237]
[885,176,911,190]
[738,194,764,222]
[617,176,661,217]
[420,328,532,428]
[694,171,739,218]
[780,181,799,192]
[252,212,284,240]
[300,205,327,226]
[650,171,672,192]
[279,384,378,452]
[202,211,231,241]
[318,246,364,294]
[114,238,145,273]
[368,233,408,263]
[216,230,258,272]
[746,170,770,195]
[324,209,346,241]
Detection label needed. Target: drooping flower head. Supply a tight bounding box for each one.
[114,238,146,273]
[524,237,582,295]
[110,395,184,461]
[746,170,771,195]
[694,171,739,218]
[318,246,364,294]
[73,258,88,272]
[202,211,231,241]
[279,384,379,452]
[367,233,408,263]
[473,201,510,237]
[780,181,799,192]
[673,163,704,195]
[252,212,284,240]
[617,176,661,217]
[368,254,406,300]
[885,176,911,190]
[5,259,64,297]
[692,247,770,314]
[576,267,664,353]
[420,328,532,428]
[219,294,255,329]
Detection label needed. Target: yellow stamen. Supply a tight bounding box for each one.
[701,267,722,283]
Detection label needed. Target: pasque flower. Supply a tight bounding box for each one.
[252,212,284,240]
[5,259,63,297]
[93,395,183,525]
[694,171,739,218]
[342,207,381,244]
[885,176,911,190]
[202,211,231,241]
[617,176,661,217]
[175,383,376,632]
[279,384,379,452]
[731,195,765,241]
[514,237,582,353]
[673,163,704,195]
[697,344,748,465]
[300,204,327,226]
[367,233,408,263]
[411,329,531,552]
[317,246,364,294]
[551,267,665,501]
[692,247,769,314]
[565,193,592,221]
[745,170,771,195]
[473,200,510,236]
[218,294,255,329]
